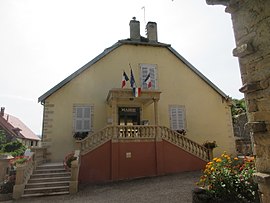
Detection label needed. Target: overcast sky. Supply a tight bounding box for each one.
[0,0,243,134]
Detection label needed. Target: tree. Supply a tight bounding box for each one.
[231,98,246,117]
[0,129,7,151]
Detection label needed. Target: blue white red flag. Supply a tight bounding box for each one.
[133,87,141,97]
[122,71,129,88]
[144,73,152,89]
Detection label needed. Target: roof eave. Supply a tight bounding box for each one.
[38,40,229,103]
[38,42,123,103]
[167,46,229,99]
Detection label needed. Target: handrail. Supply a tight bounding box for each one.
[76,125,210,161]
[158,126,210,161]
[76,126,114,155]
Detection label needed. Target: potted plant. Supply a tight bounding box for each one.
[63,152,77,171]
[73,132,89,140]
[203,141,217,149]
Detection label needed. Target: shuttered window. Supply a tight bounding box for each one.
[74,105,94,132]
[140,64,158,89]
[169,105,186,131]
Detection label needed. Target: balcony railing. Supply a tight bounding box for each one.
[76,125,210,161]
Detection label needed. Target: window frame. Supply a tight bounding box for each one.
[169,105,186,131]
[140,63,158,89]
[73,105,94,133]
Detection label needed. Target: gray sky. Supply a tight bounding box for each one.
[0,0,243,134]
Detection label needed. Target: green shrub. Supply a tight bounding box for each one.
[197,152,259,202]
[0,130,7,151]
[2,140,26,157]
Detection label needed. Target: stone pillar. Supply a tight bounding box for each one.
[153,99,159,125]
[0,156,11,184]
[111,100,117,126]
[206,0,270,202]
[69,160,79,194]
[13,164,26,199]
[111,99,118,140]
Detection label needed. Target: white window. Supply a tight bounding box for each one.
[74,105,94,132]
[140,64,158,89]
[169,105,186,131]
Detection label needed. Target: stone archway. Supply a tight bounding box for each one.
[206,0,270,202]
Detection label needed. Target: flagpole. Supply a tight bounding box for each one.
[129,63,137,88]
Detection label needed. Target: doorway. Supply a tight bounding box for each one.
[118,107,140,125]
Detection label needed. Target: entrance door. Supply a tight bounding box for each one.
[118,107,140,125]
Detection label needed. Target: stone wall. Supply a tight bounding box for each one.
[233,113,252,155]
[206,0,270,202]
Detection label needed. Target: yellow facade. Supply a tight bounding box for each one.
[41,43,236,162]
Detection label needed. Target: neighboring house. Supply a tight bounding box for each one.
[0,107,40,147]
[39,19,236,183]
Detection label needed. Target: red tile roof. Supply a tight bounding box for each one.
[2,113,40,141]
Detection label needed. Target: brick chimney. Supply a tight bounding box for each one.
[146,22,158,42]
[129,17,140,41]
[0,107,4,117]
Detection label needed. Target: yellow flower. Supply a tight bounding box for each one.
[216,158,222,163]
[213,157,217,161]
[234,157,238,160]
[211,167,215,171]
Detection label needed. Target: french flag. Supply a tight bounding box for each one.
[133,87,141,97]
[144,73,152,88]
[122,71,129,88]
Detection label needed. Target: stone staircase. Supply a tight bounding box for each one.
[22,162,71,198]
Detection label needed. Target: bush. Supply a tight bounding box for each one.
[197,153,259,202]
[0,175,15,194]
[2,140,26,157]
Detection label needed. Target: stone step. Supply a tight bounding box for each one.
[28,176,71,183]
[33,168,67,174]
[30,172,71,179]
[36,162,65,170]
[22,191,69,198]
[24,186,69,195]
[25,181,70,189]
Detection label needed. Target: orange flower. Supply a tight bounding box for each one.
[216,158,222,163]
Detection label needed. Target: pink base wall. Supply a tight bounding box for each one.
[79,140,206,183]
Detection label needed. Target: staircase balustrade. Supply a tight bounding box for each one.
[76,125,210,161]
[159,126,210,161]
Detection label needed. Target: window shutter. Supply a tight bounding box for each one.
[149,67,157,89]
[141,66,149,89]
[74,105,94,132]
[169,105,185,131]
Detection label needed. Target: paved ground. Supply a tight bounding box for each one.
[13,171,201,203]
